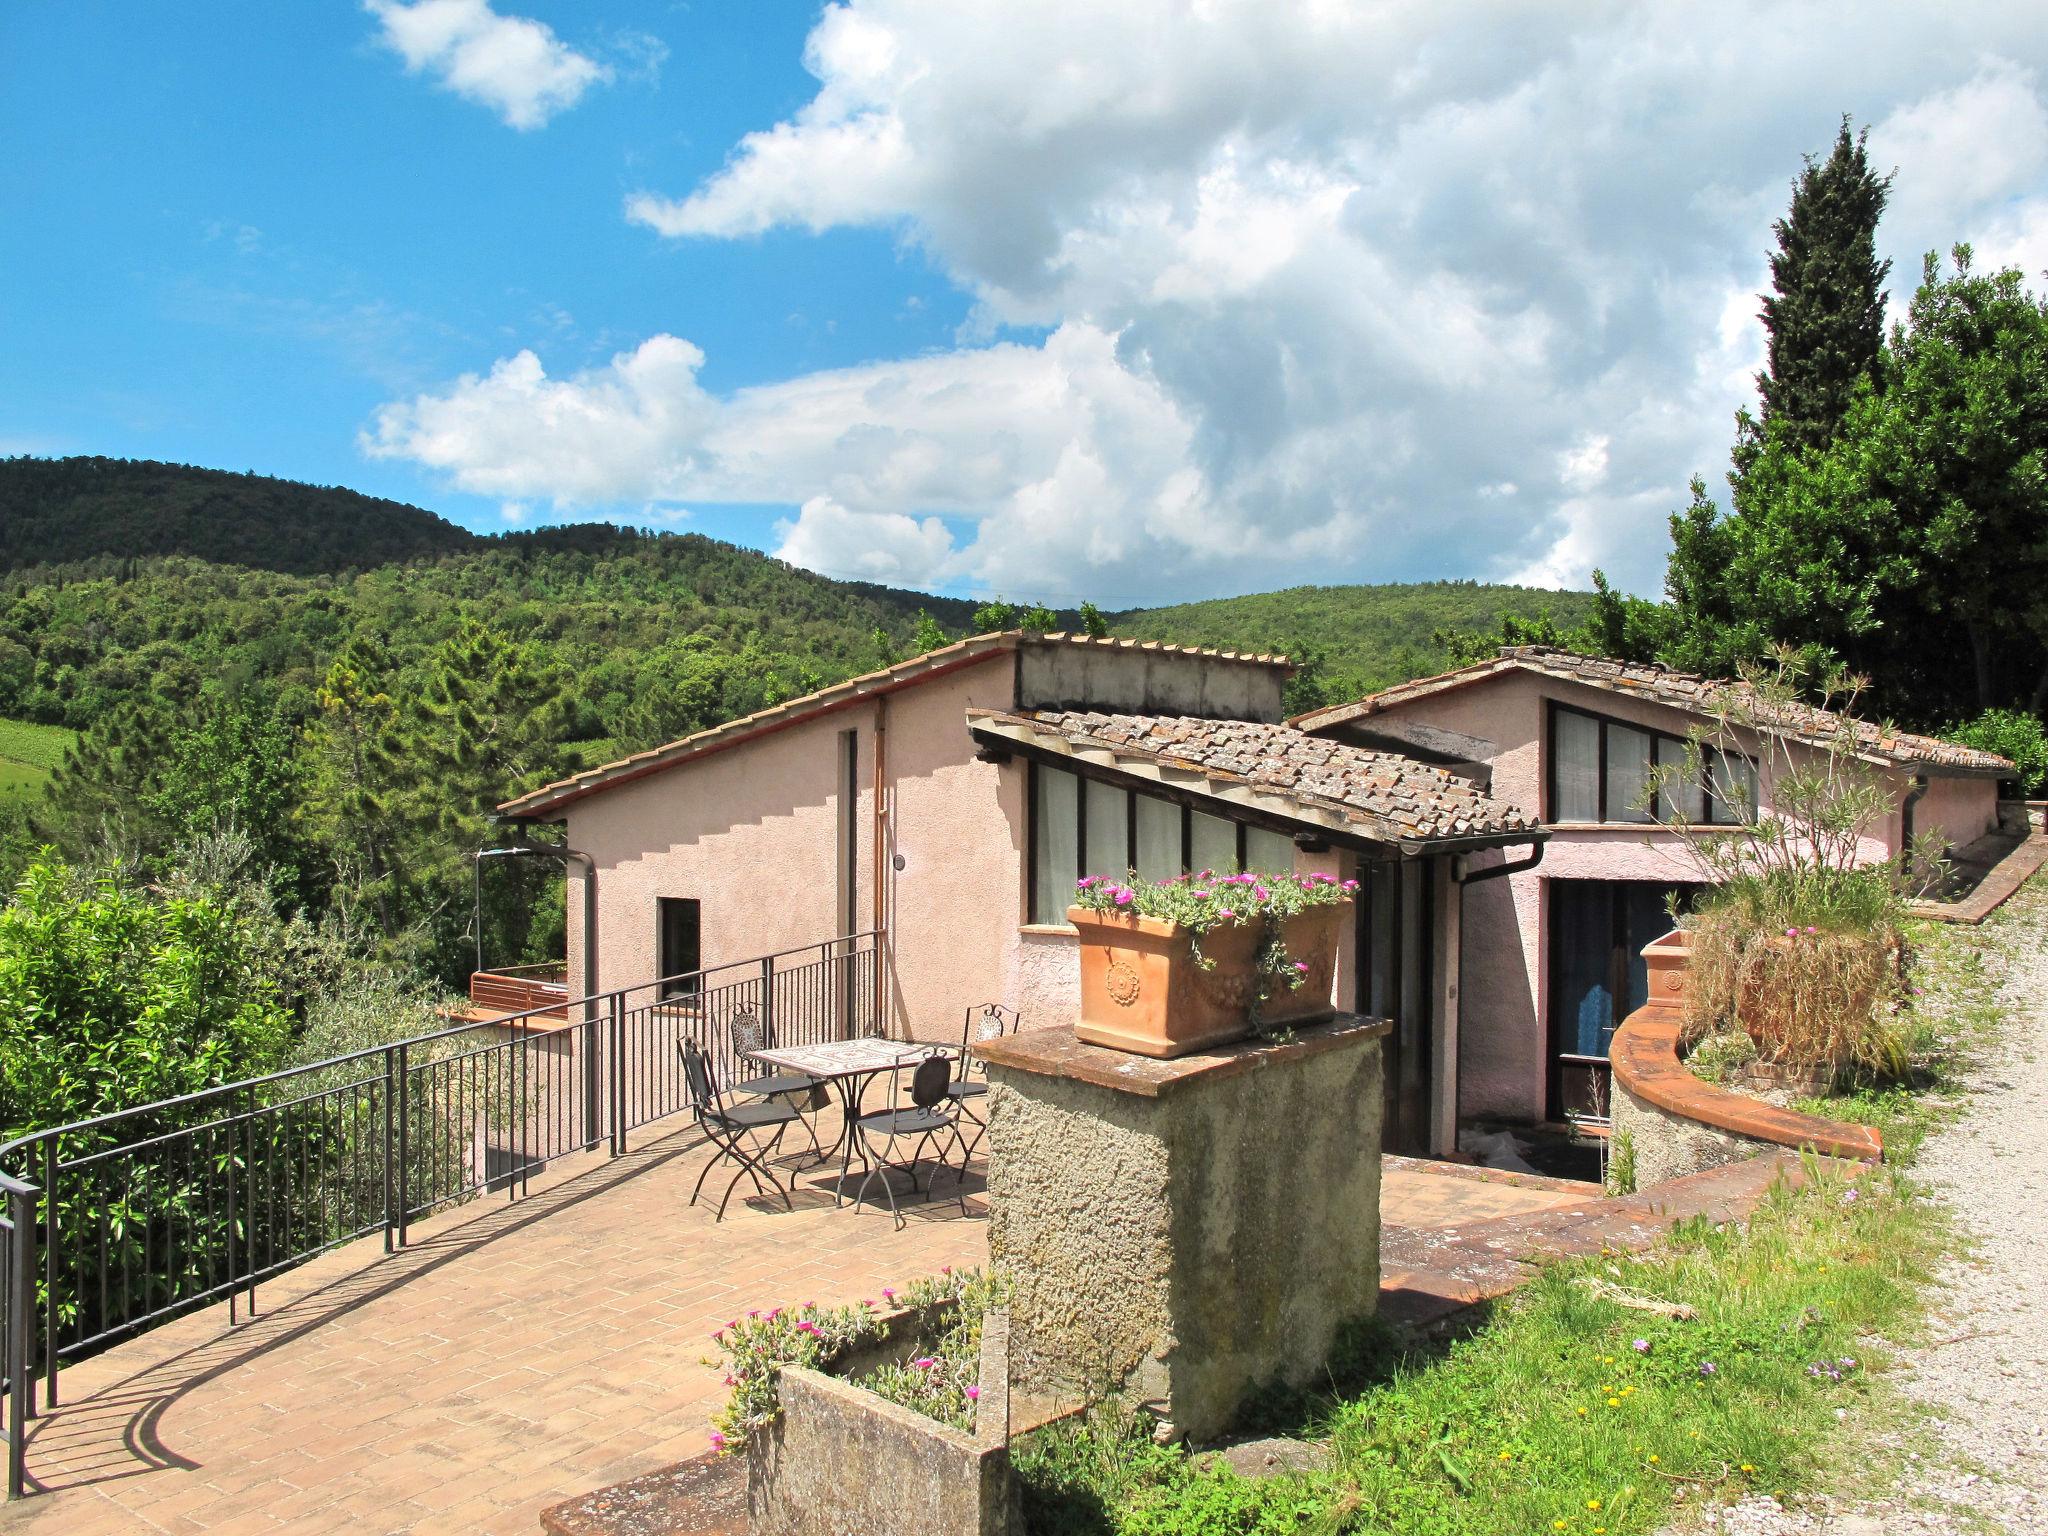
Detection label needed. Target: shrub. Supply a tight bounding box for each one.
[1684,912,1906,1083]
[1947,707,2048,796]
[1639,654,1925,1083]
[706,1267,998,1453]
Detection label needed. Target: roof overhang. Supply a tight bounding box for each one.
[968,711,1546,860]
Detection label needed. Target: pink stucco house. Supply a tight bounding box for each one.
[1293,646,2011,1132]
[495,631,1544,1158]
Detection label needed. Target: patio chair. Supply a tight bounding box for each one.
[848,1051,967,1229]
[947,1002,1020,1162]
[724,1008,826,1163]
[681,1039,804,1221]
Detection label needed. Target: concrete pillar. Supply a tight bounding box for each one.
[977,1015,1388,1443]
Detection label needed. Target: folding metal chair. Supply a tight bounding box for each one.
[681,1038,803,1221]
[848,1052,967,1229]
[947,1002,1019,1162]
[726,1008,826,1163]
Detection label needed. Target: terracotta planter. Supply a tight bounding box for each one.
[1641,927,1691,1009]
[1069,901,1348,1059]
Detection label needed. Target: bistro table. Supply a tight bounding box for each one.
[749,1037,944,1204]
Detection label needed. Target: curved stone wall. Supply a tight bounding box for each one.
[1609,1006,1882,1188]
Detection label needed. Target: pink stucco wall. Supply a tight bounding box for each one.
[1364,670,1996,1124]
[562,653,1039,1046]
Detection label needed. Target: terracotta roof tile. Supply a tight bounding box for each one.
[974,709,1541,847]
[1295,646,2013,775]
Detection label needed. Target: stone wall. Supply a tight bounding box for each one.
[981,1017,1387,1442]
[748,1311,1020,1536]
[1608,1005,1881,1189]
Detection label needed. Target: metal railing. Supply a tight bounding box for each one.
[0,929,883,1500]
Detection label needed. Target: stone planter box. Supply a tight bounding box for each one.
[1069,901,1347,1059]
[748,1309,1021,1536]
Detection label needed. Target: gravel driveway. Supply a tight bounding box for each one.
[1680,887,2048,1536]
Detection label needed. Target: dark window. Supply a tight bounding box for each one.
[1027,762,1289,924]
[1545,701,1756,826]
[658,897,701,997]
[1356,859,1434,1155]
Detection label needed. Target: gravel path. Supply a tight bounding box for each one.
[1684,888,2048,1536]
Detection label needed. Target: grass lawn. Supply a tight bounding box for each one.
[0,716,74,803]
[1011,886,2033,1536]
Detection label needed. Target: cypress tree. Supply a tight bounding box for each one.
[1754,119,1893,450]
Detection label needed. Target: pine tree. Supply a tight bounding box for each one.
[1753,119,1892,452]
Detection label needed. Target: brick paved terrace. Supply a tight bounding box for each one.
[0,1113,1597,1536]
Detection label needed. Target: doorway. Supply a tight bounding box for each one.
[1546,879,1698,1121]
[1358,858,1434,1155]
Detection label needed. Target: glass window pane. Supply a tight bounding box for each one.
[1134,794,1182,882]
[1083,778,1130,879]
[1032,766,1079,923]
[1709,752,1757,823]
[1604,722,1655,824]
[1553,711,1601,822]
[1655,736,1706,824]
[1245,826,1296,877]
[1189,810,1238,877]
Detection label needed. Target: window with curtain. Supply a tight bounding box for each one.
[1027,764,1313,923]
[1031,766,1079,923]
[1552,709,1601,821]
[1603,723,1655,823]
[1244,825,1297,875]
[1190,810,1239,875]
[1548,702,1759,826]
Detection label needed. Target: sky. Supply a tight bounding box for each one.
[5,3,2048,610]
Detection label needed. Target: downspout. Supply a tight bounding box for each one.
[1442,838,1546,1153]
[872,696,890,1032]
[473,838,598,999]
[1901,774,1929,854]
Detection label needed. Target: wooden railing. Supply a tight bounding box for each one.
[469,964,570,1016]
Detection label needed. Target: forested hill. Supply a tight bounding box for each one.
[1115,582,1599,696]
[0,456,480,575]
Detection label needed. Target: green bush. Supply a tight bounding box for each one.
[1947,707,2048,796]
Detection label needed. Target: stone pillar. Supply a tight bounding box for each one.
[977,1015,1387,1443]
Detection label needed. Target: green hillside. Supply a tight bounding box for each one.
[1,456,480,575]
[0,717,74,804]
[1115,581,1600,695]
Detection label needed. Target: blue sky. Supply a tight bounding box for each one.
[6,3,2047,607]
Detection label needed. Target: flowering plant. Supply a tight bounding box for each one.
[706,1267,1001,1453]
[1070,868,1356,1033]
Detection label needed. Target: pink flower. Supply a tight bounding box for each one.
[1294,961,1310,973]
[882,1287,896,1301]
[1076,875,1098,889]
[795,1320,821,1335]
[1785,927,1800,938]
[912,1357,937,1370]
[1192,888,1211,898]
[965,1385,982,1401]
[766,1307,783,1321]
[709,1431,727,1451]
[1805,925,1820,935]
[1218,908,1235,919]
[1114,888,1133,906]
[1341,878,1360,891]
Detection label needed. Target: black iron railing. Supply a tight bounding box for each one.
[0,930,883,1500]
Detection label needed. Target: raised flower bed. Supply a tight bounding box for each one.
[704,1269,1023,1536]
[1068,870,1355,1058]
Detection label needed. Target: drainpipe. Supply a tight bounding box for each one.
[1901,774,1929,853]
[473,838,598,998]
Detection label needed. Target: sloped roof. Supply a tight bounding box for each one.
[1293,646,2013,776]
[499,630,1293,818]
[968,708,1542,851]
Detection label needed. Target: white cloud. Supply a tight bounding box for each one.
[365,0,609,130]
[374,2,2048,601]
